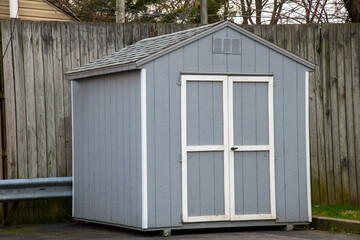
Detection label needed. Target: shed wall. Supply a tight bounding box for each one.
[72,71,142,228]
[143,27,310,228]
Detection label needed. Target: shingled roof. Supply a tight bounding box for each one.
[67,21,221,76]
[66,21,314,80]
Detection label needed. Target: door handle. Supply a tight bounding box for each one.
[231,147,238,151]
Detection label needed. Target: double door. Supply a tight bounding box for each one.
[181,74,275,222]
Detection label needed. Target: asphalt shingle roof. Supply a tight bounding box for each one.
[67,21,222,74]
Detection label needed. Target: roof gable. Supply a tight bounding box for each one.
[66,21,315,80]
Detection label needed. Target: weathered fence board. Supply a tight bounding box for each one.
[351,24,360,205]
[61,22,72,177]
[12,20,27,181]
[32,21,47,178]
[1,20,360,224]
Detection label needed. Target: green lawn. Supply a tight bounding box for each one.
[312,205,360,221]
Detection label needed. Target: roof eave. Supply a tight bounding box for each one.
[65,62,139,80]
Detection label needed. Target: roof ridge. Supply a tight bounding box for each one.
[135,21,224,44]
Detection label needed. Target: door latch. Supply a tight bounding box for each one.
[231,147,238,151]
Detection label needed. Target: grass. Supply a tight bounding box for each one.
[312,205,360,221]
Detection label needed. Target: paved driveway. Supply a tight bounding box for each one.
[0,223,359,239]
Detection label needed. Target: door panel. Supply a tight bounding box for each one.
[234,151,270,215]
[233,82,269,146]
[229,76,275,221]
[182,75,229,222]
[187,81,223,146]
[187,152,225,217]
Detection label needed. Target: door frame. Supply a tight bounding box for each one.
[228,76,276,221]
[181,74,276,223]
[181,75,230,223]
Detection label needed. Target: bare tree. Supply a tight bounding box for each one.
[232,0,347,24]
[50,0,350,24]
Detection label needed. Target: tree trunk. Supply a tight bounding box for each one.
[344,0,360,22]
[255,0,262,24]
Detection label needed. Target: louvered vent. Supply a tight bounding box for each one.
[213,38,241,54]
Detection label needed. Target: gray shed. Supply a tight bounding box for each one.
[66,21,315,233]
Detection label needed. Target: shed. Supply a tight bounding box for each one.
[66,21,315,233]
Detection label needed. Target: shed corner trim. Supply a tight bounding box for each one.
[141,69,148,229]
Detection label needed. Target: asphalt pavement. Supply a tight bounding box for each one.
[0,223,359,239]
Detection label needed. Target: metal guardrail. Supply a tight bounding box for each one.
[0,177,72,202]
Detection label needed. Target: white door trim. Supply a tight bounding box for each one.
[181,75,229,223]
[181,75,188,222]
[181,74,276,223]
[268,76,277,220]
[228,76,276,221]
[187,145,225,152]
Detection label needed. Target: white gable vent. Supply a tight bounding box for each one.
[213,38,241,54]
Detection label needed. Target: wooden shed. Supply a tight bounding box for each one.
[66,21,315,234]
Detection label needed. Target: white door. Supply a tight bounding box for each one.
[181,74,276,223]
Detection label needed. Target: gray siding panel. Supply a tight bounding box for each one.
[146,61,156,228]
[144,26,309,228]
[227,28,242,72]
[297,65,309,221]
[270,52,286,222]
[241,36,256,73]
[256,83,269,145]
[198,36,213,72]
[187,82,223,145]
[234,152,270,215]
[233,83,269,146]
[283,60,300,222]
[255,43,270,73]
[73,71,142,228]
[154,56,171,227]
[188,152,224,216]
[184,41,198,72]
[169,50,183,226]
[257,152,271,213]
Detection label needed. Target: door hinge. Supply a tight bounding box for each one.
[179,153,182,163]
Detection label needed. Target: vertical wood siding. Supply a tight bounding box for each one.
[72,71,142,227]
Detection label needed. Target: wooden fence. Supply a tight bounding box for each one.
[243,24,360,207]
[0,20,359,223]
